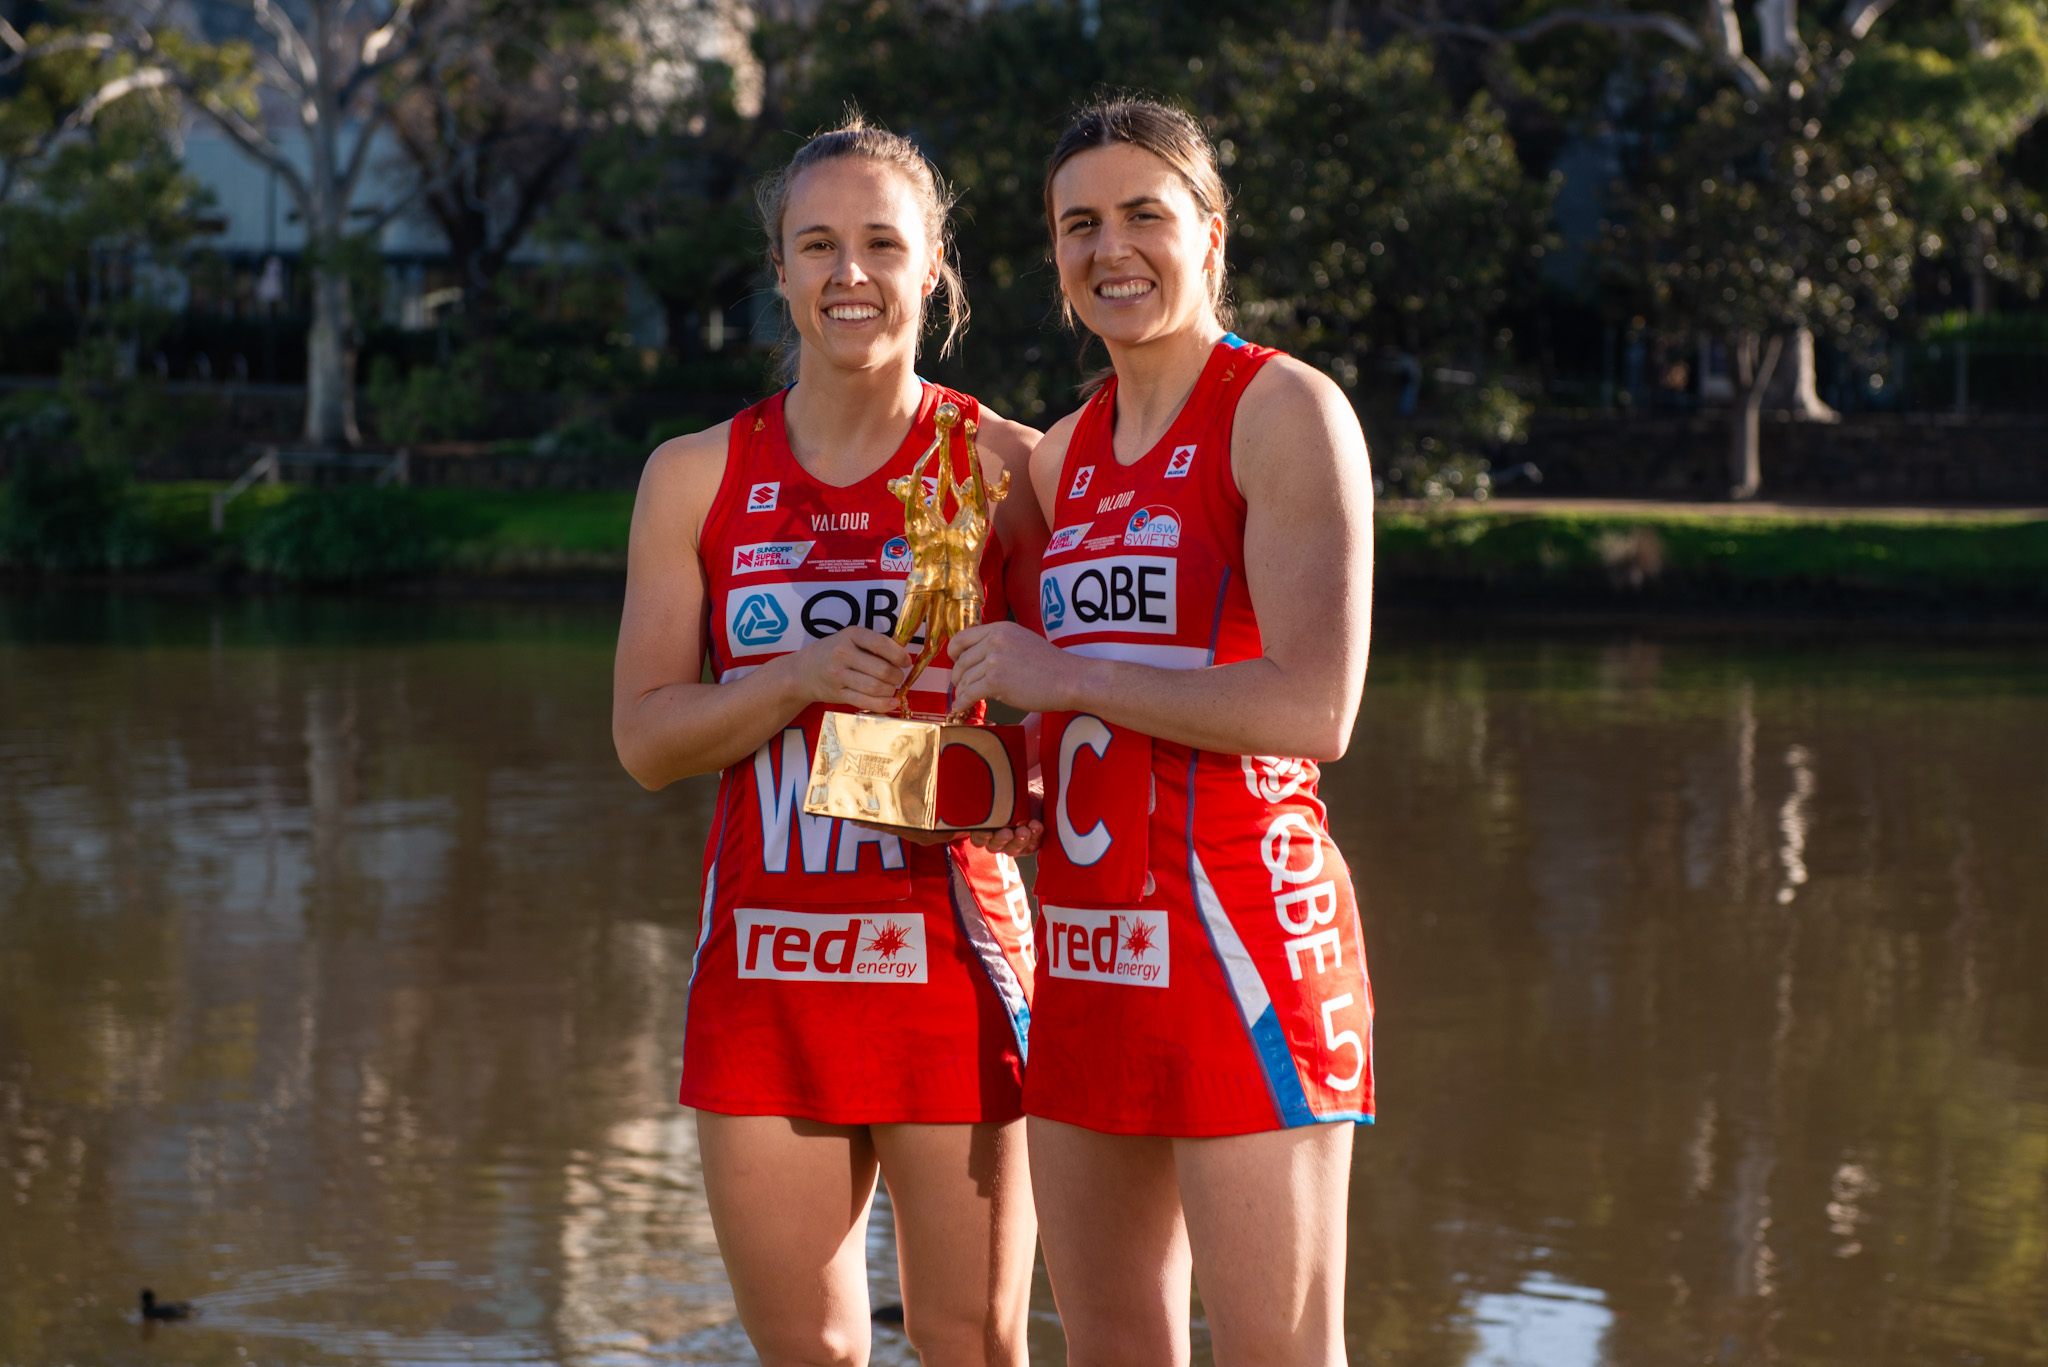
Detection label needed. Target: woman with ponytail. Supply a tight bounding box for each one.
[614,118,1045,1367]
[951,99,1377,1366]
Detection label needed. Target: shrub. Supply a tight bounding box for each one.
[242,485,442,582]
[0,456,157,571]
[0,392,75,456]
[532,413,637,460]
[367,353,489,444]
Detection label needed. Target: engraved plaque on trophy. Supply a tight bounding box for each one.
[802,404,1026,832]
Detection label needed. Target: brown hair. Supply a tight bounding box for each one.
[1043,98,1235,330]
[756,113,969,381]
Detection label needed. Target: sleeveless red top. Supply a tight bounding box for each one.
[1025,336,1376,1135]
[679,384,1035,1124]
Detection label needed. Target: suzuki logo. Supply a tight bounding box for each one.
[733,592,790,647]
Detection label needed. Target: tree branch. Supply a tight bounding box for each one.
[1386,5,1704,53]
[0,30,116,77]
[60,65,174,130]
[1705,0,1773,96]
[1840,0,1895,40]
[191,87,315,210]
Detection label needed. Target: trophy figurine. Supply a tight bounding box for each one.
[804,404,1026,832]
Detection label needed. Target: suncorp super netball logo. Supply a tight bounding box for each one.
[733,541,813,574]
[736,908,927,982]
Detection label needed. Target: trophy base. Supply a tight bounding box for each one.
[803,712,1028,832]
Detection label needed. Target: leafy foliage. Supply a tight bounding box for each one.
[0,456,156,572]
[242,486,444,582]
[367,354,490,445]
[1214,35,1549,385]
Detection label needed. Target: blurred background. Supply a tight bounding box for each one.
[3,3,2048,1365]
[2,0,2045,510]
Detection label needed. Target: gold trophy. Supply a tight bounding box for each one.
[803,404,1027,832]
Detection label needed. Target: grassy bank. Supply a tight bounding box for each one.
[1378,503,2048,613]
[7,480,2047,613]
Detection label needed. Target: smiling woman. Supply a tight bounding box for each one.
[947,98,1377,1367]
[609,117,1050,1367]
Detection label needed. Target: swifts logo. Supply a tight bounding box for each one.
[732,593,791,648]
[1123,506,1182,549]
[881,537,912,573]
[735,907,927,981]
[1043,906,1169,986]
[1243,754,1315,803]
[1165,445,1196,478]
[734,541,813,574]
[748,482,780,512]
[1068,465,1096,499]
[1045,523,1091,556]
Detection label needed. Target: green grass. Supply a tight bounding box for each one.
[11,479,2048,609]
[1378,504,2048,608]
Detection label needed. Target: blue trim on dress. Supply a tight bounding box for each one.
[1220,332,1248,349]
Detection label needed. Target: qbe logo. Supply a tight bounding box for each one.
[737,908,927,982]
[1043,906,1169,986]
[725,579,927,659]
[1165,446,1196,478]
[1124,505,1181,548]
[748,482,780,512]
[881,537,912,573]
[1045,523,1090,556]
[1040,556,1176,641]
[734,541,813,574]
[1040,577,1067,630]
[1068,465,1096,499]
[732,592,790,648]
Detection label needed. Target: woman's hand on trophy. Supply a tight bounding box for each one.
[947,623,1076,714]
[965,817,1043,859]
[784,627,911,713]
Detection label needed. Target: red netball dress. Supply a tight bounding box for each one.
[1025,335,1375,1137]
[680,384,1037,1124]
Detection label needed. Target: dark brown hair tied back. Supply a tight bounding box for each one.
[1043,98,1235,330]
[756,113,969,382]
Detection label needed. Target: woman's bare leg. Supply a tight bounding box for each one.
[1027,1116,1194,1367]
[872,1119,1036,1367]
[697,1112,879,1367]
[1176,1122,1354,1367]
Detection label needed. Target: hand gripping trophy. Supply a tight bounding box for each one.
[805,402,1024,832]
[886,402,1010,716]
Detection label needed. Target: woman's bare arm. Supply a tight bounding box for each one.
[973,408,1049,629]
[949,359,1373,761]
[612,426,914,790]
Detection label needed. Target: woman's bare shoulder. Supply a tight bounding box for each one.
[964,404,1042,486]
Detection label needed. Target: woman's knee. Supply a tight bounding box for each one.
[748,1316,870,1367]
[900,1302,1027,1367]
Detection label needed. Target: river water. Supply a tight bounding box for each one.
[2,592,2044,1367]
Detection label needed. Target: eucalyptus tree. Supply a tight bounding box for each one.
[1,5,205,374]
[136,0,450,446]
[1400,0,2048,496]
[1208,32,1550,446]
[385,0,639,388]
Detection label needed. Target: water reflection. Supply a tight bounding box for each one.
[2,597,2045,1366]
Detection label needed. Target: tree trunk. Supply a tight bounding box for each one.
[304,262,359,446]
[1780,326,1840,421]
[1728,330,1785,500]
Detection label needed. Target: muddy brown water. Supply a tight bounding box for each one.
[2,593,2044,1366]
